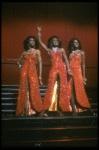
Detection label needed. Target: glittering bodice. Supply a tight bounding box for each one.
[50,50,64,69]
[24,54,37,65]
[24,53,36,60]
[22,54,37,73]
[69,54,81,68]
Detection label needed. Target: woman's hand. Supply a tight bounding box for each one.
[83,77,87,85]
[39,76,43,85]
[37,25,41,32]
[19,65,22,68]
[67,69,73,76]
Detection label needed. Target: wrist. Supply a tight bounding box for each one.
[19,65,22,68]
[38,32,41,36]
[39,76,42,79]
[67,68,70,72]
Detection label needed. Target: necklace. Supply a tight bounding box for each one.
[52,47,59,53]
[72,50,81,55]
[27,49,37,56]
[27,50,31,52]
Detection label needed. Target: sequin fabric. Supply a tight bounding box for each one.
[16,54,42,115]
[48,80,58,111]
[69,54,91,108]
[43,51,71,111]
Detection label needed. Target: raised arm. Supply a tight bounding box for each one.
[36,50,43,85]
[37,25,51,53]
[81,51,87,84]
[62,48,72,76]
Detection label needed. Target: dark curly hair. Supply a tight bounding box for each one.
[23,36,39,51]
[47,36,62,49]
[68,38,82,53]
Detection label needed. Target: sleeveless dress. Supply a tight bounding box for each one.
[43,50,71,112]
[16,54,42,115]
[69,54,91,110]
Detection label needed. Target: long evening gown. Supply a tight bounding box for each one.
[43,50,71,112]
[16,54,42,115]
[69,54,91,112]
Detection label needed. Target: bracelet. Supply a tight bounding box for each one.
[19,65,22,68]
[67,68,70,72]
[38,33,41,36]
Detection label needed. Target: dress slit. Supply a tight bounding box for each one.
[24,77,36,115]
[48,73,60,111]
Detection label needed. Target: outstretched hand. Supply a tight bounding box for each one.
[37,25,41,32]
[40,81,43,86]
[39,76,43,85]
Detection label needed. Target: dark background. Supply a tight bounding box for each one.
[1,2,98,87]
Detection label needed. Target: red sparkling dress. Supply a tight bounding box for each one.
[16,54,42,115]
[43,50,71,112]
[69,54,91,109]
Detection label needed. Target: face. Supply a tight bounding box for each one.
[29,38,35,48]
[52,38,59,47]
[73,40,79,48]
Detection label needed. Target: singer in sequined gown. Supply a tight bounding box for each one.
[16,36,43,116]
[37,26,72,116]
[68,38,91,115]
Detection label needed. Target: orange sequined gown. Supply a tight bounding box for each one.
[69,54,91,110]
[16,54,42,115]
[43,50,71,112]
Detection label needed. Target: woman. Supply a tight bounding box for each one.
[68,38,92,115]
[16,36,43,116]
[37,26,72,117]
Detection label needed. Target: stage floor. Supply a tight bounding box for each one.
[1,114,98,147]
[1,85,98,147]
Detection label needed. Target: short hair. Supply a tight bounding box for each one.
[23,36,39,51]
[47,36,62,49]
[68,38,82,53]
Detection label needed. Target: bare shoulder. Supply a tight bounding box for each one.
[80,50,85,55]
[36,49,41,55]
[21,51,26,56]
[59,48,65,53]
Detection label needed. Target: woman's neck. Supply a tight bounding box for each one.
[29,48,35,51]
[74,47,79,50]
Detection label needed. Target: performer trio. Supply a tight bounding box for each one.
[16,25,93,117]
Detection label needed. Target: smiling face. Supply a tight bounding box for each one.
[29,38,35,48]
[73,39,79,49]
[52,38,59,47]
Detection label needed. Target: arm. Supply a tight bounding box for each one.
[62,48,72,75]
[81,51,87,84]
[37,50,43,85]
[17,52,26,67]
[37,25,51,53]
